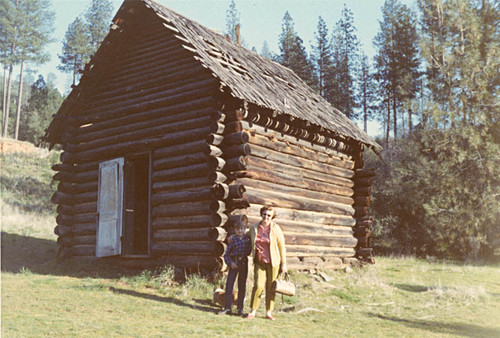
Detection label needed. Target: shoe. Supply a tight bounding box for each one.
[246,312,255,319]
[265,314,275,321]
[218,309,231,315]
[237,309,244,317]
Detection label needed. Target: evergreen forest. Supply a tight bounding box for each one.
[1,0,498,261]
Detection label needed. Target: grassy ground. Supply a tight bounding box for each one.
[2,151,500,337]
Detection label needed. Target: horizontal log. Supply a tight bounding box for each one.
[240,165,354,197]
[246,215,355,236]
[76,95,212,137]
[248,143,354,180]
[353,177,373,187]
[222,143,251,158]
[153,201,211,217]
[287,257,343,270]
[51,191,97,205]
[206,133,224,146]
[53,169,98,183]
[356,248,373,257]
[211,183,229,200]
[57,201,96,215]
[153,227,227,242]
[119,256,224,271]
[245,186,355,216]
[244,204,356,227]
[153,176,210,193]
[54,225,72,236]
[225,198,251,212]
[224,156,247,172]
[154,140,208,159]
[355,236,370,248]
[152,241,226,256]
[65,125,212,164]
[354,207,370,218]
[152,163,210,181]
[284,231,357,248]
[246,156,354,188]
[356,218,374,228]
[151,187,212,206]
[58,181,97,194]
[225,109,247,121]
[71,223,96,235]
[354,187,372,196]
[77,82,215,125]
[73,235,96,245]
[237,178,353,206]
[227,184,246,199]
[249,133,355,170]
[242,119,354,157]
[354,168,375,178]
[353,226,371,237]
[208,171,227,184]
[57,212,97,226]
[69,91,213,141]
[204,145,223,158]
[152,212,228,229]
[222,131,250,145]
[354,196,370,207]
[286,245,355,257]
[65,115,214,153]
[57,235,72,246]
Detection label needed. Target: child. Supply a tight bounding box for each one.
[218,222,251,316]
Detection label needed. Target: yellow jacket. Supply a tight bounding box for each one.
[249,221,287,268]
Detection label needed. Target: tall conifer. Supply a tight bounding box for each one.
[277,11,317,90]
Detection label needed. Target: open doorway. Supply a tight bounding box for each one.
[122,153,150,256]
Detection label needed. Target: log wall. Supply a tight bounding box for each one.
[218,104,364,270]
[52,11,226,270]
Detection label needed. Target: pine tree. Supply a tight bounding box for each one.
[374,0,420,140]
[330,5,360,119]
[19,75,62,145]
[85,0,113,52]
[225,0,241,43]
[260,41,272,59]
[0,0,54,139]
[58,17,91,86]
[358,52,377,133]
[277,11,317,89]
[311,16,333,97]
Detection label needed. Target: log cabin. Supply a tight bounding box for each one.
[45,0,381,272]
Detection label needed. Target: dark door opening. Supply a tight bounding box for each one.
[122,153,150,256]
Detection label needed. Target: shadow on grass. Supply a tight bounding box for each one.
[367,313,500,337]
[1,232,146,279]
[109,288,216,313]
[392,283,429,293]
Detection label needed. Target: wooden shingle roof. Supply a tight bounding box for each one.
[140,0,379,150]
[46,0,380,150]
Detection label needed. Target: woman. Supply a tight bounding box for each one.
[246,205,287,320]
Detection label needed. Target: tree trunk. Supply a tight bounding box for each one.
[386,99,390,146]
[14,60,24,140]
[393,97,397,138]
[2,65,7,126]
[2,63,13,137]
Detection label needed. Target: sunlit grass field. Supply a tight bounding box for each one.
[2,151,500,337]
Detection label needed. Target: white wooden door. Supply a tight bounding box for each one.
[96,158,124,257]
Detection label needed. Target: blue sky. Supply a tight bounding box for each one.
[32,0,416,135]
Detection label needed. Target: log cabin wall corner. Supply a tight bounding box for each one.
[47,0,381,272]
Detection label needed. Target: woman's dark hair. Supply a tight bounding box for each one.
[260,205,277,219]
